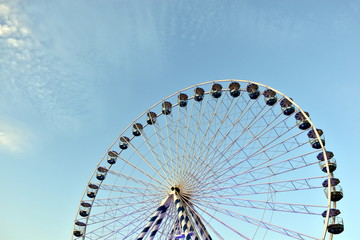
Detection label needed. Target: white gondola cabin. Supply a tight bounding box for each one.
[246,83,260,99]
[96,167,108,181]
[327,217,344,234]
[162,101,172,115]
[79,202,92,217]
[147,112,157,125]
[211,83,222,98]
[307,129,325,149]
[294,111,311,130]
[322,178,340,187]
[178,93,188,107]
[324,185,343,202]
[108,150,118,157]
[280,98,295,116]
[322,208,341,218]
[87,183,99,199]
[133,123,143,136]
[229,82,241,98]
[107,156,116,165]
[73,221,86,237]
[263,89,277,106]
[194,87,205,102]
[317,151,337,173]
[119,136,130,149]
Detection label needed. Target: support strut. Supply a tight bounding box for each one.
[136,195,173,240]
[136,187,212,240]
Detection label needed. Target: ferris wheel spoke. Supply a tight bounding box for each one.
[99,184,162,195]
[90,195,161,209]
[227,98,281,155]
[195,122,301,188]
[185,90,231,177]
[91,194,163,208]
[188,101,244,183]
[235,115,275,165]
[86,198,158,226]
[106,169,166,192]
[185,92,212,165]
[180,91,226,182]
[138,129,174,183]
[185,209,225,240]
[173,108,193,184]
[89,201,164,225]
[178,93,198,177]
[127,141,171,185]
[163,112,179,183]
[198,176,325,196]
[191,201,251,239]
[174,104,185,185]
[175,104,206,186]
[199,152,319,193]
[86,200,154,229]
[177,95,210,185]
[158,207,178,239]
[184,202,214,240]
[224,150,314,187]
[227,108,285,162]
[151,117,181,184]
[92,196,162,217]
[188,91,240,172]
[115,152,169,189]
[194,200,320,240]
[96,210,150,240]
[192,106,294,189]
[99,202,158,238]
[165,112,193,187]
[191,193,326,215]
[189,93,257,182]
[199,134,315,191]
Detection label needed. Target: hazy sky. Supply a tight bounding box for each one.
[0,0,359,239]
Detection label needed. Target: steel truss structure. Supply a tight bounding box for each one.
[72,80,343,240]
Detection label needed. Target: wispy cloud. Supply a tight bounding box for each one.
[0,132,19,153]
[0,120,34,154]
[0,1,95,133]
[0,0,175,134]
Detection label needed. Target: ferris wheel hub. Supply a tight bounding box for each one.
[171,186,181,193]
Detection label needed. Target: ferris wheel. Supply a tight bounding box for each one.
[72,80,344,240]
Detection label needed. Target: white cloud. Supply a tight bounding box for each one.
[0,24,15,36]
[0,1,94,133]
[0,2,34,71]
[0,122,33,154]
[6,37,24,47]
[0,132,21,153]
[0,3,10,15]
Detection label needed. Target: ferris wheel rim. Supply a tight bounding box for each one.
[72,79,339,240]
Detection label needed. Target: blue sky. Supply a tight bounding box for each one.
[0,0,359,239]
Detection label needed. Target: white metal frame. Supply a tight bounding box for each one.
[71,79,339,240]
